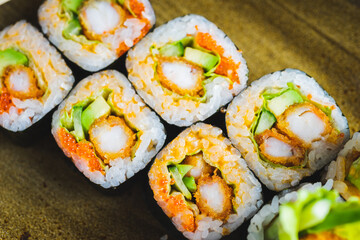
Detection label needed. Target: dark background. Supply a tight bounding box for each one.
[0,0,359,239]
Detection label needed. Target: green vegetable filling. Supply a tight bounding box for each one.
[264,188,360,240]
[0,48,29,75]
[59,89,141,164]
[249,82,333,168]
[168,165,193,200]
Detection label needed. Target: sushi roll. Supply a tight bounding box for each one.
[38,0,155,71]
[52,70,166,188]
[126,14,248,126]
[226,69,349,191]
[247,181,360,240]
[0,20,74,132]
[326,131,360,200]
[148,123,262,240]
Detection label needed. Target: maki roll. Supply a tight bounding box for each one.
[247,181,360,240]
[38,0,155,71]
[326,132,360,200]
[226,69,349,191]
[148,123,262,240]
[52,70,166,188]
[0,21,74,132]
[126,14,248,126]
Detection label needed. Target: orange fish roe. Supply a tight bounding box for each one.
[116,21,150,56]
[150,167,195,232]
[116,0,150,56]
[0,91,15,114]
[129,0,145,17]
[195,32,240,84]
[167,194,195,232]
[58,127,104,173]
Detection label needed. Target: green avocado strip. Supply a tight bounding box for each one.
[0,48,29,75]
[71,106,85,142]
[61,0,83,13]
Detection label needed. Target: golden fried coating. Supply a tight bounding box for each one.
[157,56,205,97]
[89,115,136,163]
[276,102,341,147]
[194,174,233,221]
[183,152,214,181]
[2,65,44,100]
[79,0,126,41]
[255,129,305,167]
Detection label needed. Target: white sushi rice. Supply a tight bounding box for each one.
[0,20,74,132]
[38,0,155,72]
[325,132,360,196]
[226,69,349,191]
[149,123,263,240]
[247,180,334,240]
[126,14,248,126]
[52,70,166,188]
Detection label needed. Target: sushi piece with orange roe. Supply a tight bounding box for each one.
[52,70,165,188]
[148,123,262,240]
[126,14,248,126]
[38,0,155,71]
[226,69,349,191]
[0,21,73,132]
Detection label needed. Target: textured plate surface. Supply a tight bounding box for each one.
[0,0,359,239]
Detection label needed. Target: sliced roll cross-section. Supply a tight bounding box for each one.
[38,0,155,71]
[326,131,360,200]
[126,14,248,126]
[226,69,349,191]
[0,21,74,132]
[52,70,165,188]
[148,123,262,240]
[248,182,360,240]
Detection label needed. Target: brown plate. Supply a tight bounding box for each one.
[0,0,359,239]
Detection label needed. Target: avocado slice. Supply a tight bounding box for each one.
[183,176,197,193]
[346,157,360,190]
[61,0,83,13]
[159,42,184,57]
[63,18,82,39]
[255,110,276,135]
[0,49,28,75]
[267,89,303,116]
[183,47,219,72]
[179,36,194,48]
[81,95,111,133]
[71,106,85,141]
[176,164,193,178]
[168,165,192,200]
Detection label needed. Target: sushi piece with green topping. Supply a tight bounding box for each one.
[52,70,165,188]
[326,132,360,200]
[248,181,360,240]
[38,0,155,71]
[226,69,349,191]
[0,21,74,132]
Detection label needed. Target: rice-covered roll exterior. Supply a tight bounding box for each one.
[52,70,166,188]
[326,132,360,200]
[38,0,155,72]
[126,14,248,126]
[0,20,74,132]
[226,69,349,191]
[248,181,360,240]
[148,123,262,240]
